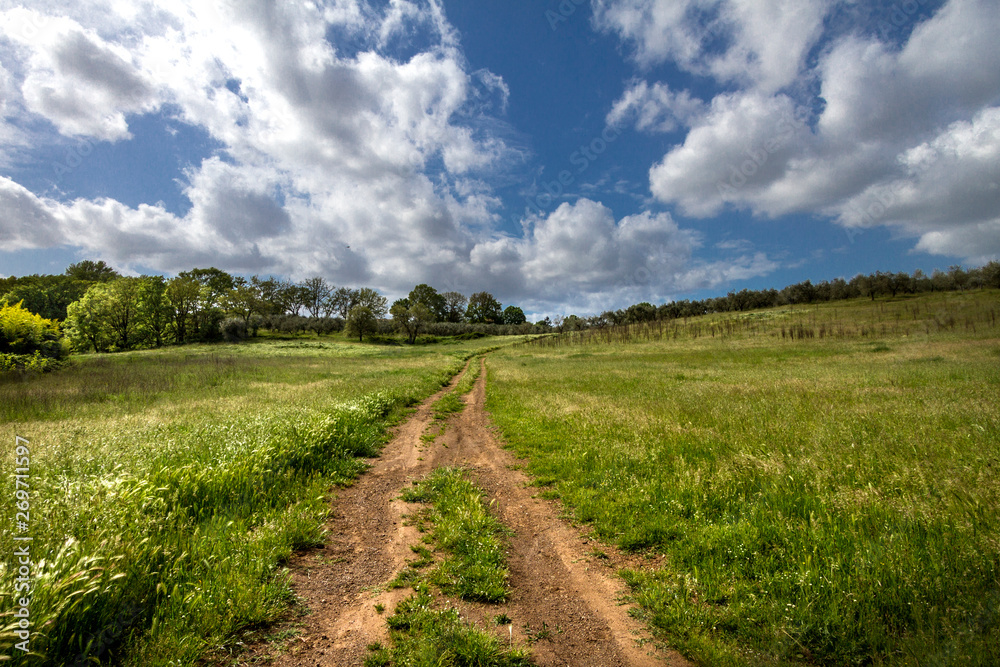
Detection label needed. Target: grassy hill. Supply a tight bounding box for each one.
[486,291,1000,665]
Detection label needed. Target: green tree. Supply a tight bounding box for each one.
[502,305,526,325]
[138,276,171,347]
[391,299,432,344]
[102,278,143,350]
[0,276,89,320]
[329,286,355,319]
[300,276,333,318]
[224,282,265,326]
[442,291,467,322]
[65,259,120,283]
[353,287,388,318]
[179,268,234,341]
[407,284,446,321]
[165,275,201,344]
[65,285,114,352]
[0,301,64,359]
[345,305,379,342]
[465,291,502,324]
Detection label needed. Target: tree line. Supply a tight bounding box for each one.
[551,263,1000,331]
[0,261,533,356]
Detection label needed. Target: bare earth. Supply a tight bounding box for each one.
[231,358,691,666]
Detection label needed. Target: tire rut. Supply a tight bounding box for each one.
[231,358,690,666]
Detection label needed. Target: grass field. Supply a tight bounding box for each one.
[486,292,1000,665]
[0,335,518,666]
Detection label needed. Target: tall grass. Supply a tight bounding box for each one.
[0,337,510,665]
[487,292,1000,665]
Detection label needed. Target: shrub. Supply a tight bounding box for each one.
[0,301,65,372]
[219,317,248,342]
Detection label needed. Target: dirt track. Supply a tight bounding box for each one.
[236,358,690,666]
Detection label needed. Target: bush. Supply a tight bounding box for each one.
[219,317,248,342]
[0,301,65,369]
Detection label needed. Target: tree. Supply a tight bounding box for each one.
[329,287,355,320]
[0,300,63,359]
[65,285,113,352]
[251,275,284,317]
[345,305,379,342]
[0,275,89,321]
[442,291,467,323]
[407,284,446,321]
[300,277,333,318]
[223,282,265,327]
[983,261,1000,289]
[137,276,170,347]
[625,302,656,323]
[165,275,201,344]
[465,291,502,324]
[103,278,143,350]
[353,287,388,318]
[65,260,120,283]
[502,305,526,325]
[391,299,432,344]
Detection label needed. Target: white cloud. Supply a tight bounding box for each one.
[593,0,830,93]
[463,199,775,314]
[617,0,1000,262]
[1,7,158,140]
[606,80,705,133]
[648,92,808,217]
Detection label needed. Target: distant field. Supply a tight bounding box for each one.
[486,292,1000,666]
[0,335,515,665]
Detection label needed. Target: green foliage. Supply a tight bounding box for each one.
[487,292,1000,665]
[65,260,120,283]
[0,301,65,373]
[346,305,379,342]
[501,305,526,326]
[466,291,502,324]
[0,275,88,320]
[408,284,447,322]
[391,299,434,344]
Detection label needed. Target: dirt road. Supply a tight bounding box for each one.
[236,358,690,666]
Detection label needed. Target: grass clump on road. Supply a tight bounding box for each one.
[486,293,1000,665]
[400,466,509,603]
[372,467,525,666]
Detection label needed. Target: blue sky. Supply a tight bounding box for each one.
[1,0,998,317]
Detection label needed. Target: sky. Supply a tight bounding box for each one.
[0,0,998,318]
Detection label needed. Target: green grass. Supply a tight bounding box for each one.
[367,586,530,667]
[400,467,510,603]
[374,467,525,666]
[486,292,1000,666]
[0,336,516,666]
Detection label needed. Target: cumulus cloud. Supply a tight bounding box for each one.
[606,0,1000,262]
[606,80,705,133]
[1,7,158,140]
[460,199,775,314]
[593,0,830,93]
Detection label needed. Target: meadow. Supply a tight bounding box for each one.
[0,334,515,665]
[486,291,1000,666]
